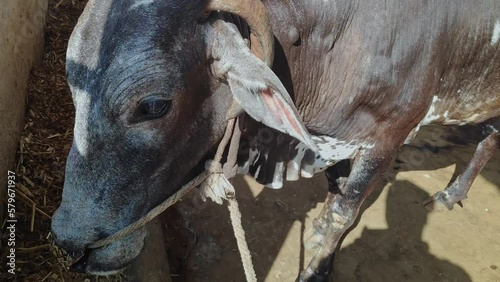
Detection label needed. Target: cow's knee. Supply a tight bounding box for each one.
[311,161,351,239]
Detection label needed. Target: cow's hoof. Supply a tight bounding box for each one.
[423,191,459,212]
[297,268,330,282]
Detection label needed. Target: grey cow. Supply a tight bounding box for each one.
[51,0,500,281]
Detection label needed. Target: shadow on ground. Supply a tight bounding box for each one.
[335,181,472,282]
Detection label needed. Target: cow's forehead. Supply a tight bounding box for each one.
[129,0,155,11]
[67,0,162,71]
[67,0,205,68]
[66,0,198,107]
[66,0,112,71]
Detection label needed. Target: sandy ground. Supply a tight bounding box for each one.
[165,125,500,282]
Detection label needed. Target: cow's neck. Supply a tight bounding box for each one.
[263,0,356,136]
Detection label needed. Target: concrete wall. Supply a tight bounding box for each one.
[0,0,48,217]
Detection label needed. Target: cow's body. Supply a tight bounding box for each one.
[239,0,500,190]
[51,0,500,280]
[268,0,500,137]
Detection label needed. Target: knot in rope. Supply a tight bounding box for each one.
[199,160,236,205]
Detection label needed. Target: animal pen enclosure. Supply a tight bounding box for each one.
[1,1,499,282]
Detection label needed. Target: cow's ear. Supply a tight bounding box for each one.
[207,21,317,151]
[225,64,318,150]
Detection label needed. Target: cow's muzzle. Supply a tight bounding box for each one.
[51,227,146,275]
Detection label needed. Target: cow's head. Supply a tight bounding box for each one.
[51,0,314,275]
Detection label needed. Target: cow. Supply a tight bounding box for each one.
[51,0,500,281]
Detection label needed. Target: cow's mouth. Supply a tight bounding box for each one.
[70,249,125,275]
[68,246,130,275]
[64,227,146,275]
[70,250,91,273]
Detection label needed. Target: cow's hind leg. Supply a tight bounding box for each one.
[424,125,499,211]
[298,144,398,282]
[305,160,351,250]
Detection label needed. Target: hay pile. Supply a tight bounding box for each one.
[0,0,120,281]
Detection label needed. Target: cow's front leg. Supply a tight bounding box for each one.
[424,125,499,211]
[305,160,351,250]
[298,147,397,282]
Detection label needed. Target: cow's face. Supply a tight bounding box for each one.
[51,0,314,275]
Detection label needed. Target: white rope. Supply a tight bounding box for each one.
[228,196,257,282]
[200,118,257,282]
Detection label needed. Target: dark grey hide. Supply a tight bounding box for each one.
[52,0,500,280]
[51,0,231,275]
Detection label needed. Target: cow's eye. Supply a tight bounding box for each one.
[134,97,171,121]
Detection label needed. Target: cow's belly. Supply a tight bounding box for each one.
[421,92,500,126]
[238,135,371,189]
[403,90,500,145]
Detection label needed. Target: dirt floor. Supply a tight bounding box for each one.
[0,0,499,281]
[0,1,104,281]
[166,125,500,282]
